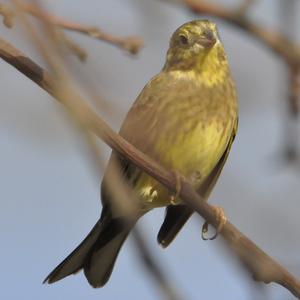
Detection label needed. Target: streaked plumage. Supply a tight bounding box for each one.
[44,20,238,287]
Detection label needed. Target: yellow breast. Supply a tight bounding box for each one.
[120,63,237,210]
[135,115,234,209]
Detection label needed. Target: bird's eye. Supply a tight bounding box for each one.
[179,34,189,45]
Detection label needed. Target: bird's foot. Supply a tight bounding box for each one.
[201,205,227,240]
[170,170,182,205]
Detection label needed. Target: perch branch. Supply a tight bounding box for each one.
[1,38,300,299]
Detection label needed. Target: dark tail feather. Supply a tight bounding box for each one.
[83,217,130,287]
[157,205,193,248]
[44,214,131,287]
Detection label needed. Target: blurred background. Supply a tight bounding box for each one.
[1,0,300,299]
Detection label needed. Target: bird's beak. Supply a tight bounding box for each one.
[196,32,217,49]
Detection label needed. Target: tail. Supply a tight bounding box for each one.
[44,211,131,288]
[157,205,193,248]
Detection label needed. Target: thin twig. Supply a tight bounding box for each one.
[21,3,143,55]
[1,39,300,298]
[57,30,88,62]
[0,3,14,27]
[0,2,143,54]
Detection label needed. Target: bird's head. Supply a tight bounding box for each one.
[163,20,226,73]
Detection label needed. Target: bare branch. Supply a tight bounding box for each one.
[1,38,300,298]
[57,30,88,62]
[22,3,143,55]
[0,3,14,28]
[0,2,143,54]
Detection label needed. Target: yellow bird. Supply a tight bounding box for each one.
[44,19,238,287]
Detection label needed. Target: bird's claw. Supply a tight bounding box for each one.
[170,171,182,205]
[201,206,227,240]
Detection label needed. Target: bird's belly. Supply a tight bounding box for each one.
[134,119,232,209]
